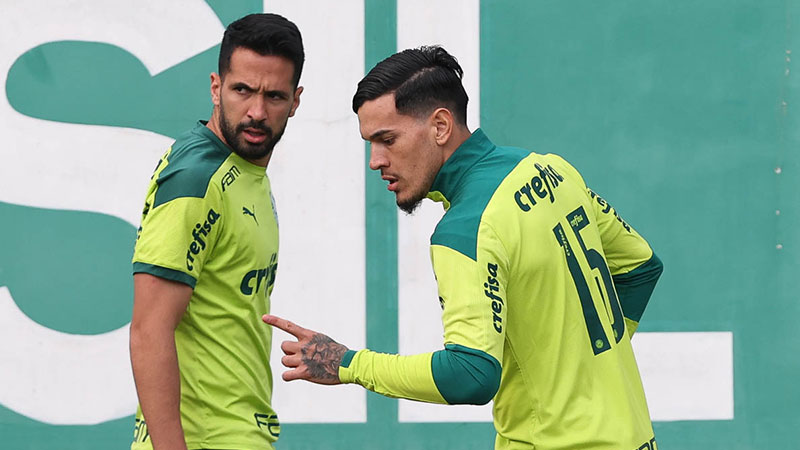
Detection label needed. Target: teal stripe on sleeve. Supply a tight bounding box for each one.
[431,344,501,405]
[340,350,357,368]
[133,262,197,288]
[612,253,664,322]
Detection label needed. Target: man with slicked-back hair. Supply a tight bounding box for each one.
[265,46,663,450]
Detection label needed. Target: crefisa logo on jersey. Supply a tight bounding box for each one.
[240,252,278,296]
[484,262,504,333]
[186,208,221,270]
[513,163,564,212]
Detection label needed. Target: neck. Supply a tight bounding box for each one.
[441,126,473,164]
[206,109,225,145]
[249,153,272,168]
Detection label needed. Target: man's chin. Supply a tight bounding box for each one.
[397,195,424,215]
[233,141,273,161]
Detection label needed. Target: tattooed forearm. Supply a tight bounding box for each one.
[301,334,348,382]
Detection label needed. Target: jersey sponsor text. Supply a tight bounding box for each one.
[132,418,149,444]
[484,262,504,333]
[636,436,658,450]
[185,208,220,271]
[513,163,564,212]
[588,189,631,232]
[240,253,278,296]
[254,412,281,437]
[221,164,241,192]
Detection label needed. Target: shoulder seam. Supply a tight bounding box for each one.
[478,219,511,265]
[152,149,230,208]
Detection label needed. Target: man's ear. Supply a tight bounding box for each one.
[431,107,455,146]
[210,72,221,107]
[289,86,303,117]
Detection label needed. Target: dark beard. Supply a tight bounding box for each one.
[398,196,424,215]
[397,169,438,215]
[219,100,286,161]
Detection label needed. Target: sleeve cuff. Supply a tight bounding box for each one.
[133,262,197,288]
[612,253,663,322]
[340,349,357,368]
[431,344,501,405]
[338,349,361,384]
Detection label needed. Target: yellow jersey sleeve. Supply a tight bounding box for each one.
[586,188,653,275]
[432,220,508,366]
[337,222,507,405]
[132,148,225,287]
[338,350,446,404]
[338,344,500,405]
[585,188,663,336]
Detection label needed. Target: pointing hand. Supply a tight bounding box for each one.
[262,314,348,385]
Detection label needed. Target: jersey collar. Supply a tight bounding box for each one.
[194,121,267,177]
[427,128,495,209]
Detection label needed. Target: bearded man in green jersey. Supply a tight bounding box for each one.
[129,13,303,450]
[264,45,663,450]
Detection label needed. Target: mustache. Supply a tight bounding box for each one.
[237,120,273,138]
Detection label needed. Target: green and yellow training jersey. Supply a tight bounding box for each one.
[339,129,663,450]
[131,121,281,449]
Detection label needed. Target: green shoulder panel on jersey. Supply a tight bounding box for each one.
[431,344,501,405]
[613,253,664,323]
[429,129,530,261]
[153,122,232,208]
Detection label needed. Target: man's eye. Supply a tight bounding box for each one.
[234,86,248,93]
[384,138,394,145]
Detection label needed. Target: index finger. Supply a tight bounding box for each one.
[262,314,311,339]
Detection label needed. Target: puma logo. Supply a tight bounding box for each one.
[243,206,258,225]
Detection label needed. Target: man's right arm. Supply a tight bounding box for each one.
[130,273,192,450]
[587,188,664,336]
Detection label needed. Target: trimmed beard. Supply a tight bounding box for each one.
[398,196,424,215]
[218,98,286,161]
[397,169,438,215]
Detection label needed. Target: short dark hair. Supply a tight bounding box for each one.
[352,46,468,126]
[218,13,305,87]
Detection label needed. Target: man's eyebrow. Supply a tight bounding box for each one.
[264,89,289,99]
[230,81,254,91]
[230,82,289,98]
[368,129,392,141]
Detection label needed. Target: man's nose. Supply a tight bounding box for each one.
[368,146,388,171]
[247,96,268,122]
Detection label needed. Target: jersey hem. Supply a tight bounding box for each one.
[184,440,276,450]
